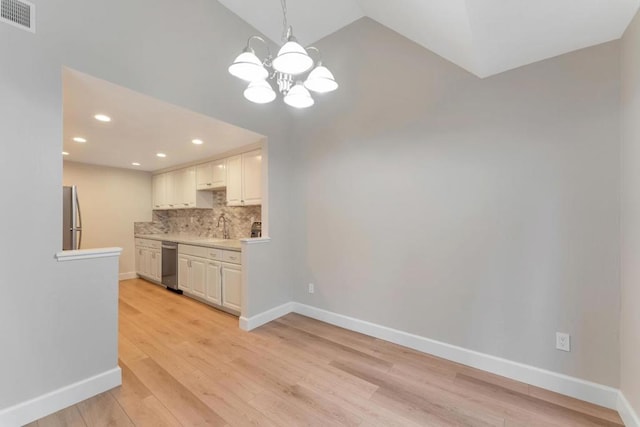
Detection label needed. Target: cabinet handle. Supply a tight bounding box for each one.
[229,256,237,260]
[207,183,212,186]
[184,203,189,206]
[139,249,142,255]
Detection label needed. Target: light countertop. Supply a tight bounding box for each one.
[135,234,242,251]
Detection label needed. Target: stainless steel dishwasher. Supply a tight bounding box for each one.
[161,242,180,293]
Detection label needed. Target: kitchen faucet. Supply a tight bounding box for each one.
[217,213,230,239]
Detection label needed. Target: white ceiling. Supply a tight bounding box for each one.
[62,69,264,172]
[218,0,640,77]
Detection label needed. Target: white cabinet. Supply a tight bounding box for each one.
[178,244,242,314]
[178,255,190,292]
[226,149,262,206]
[196,160,226,190]
[190,257,206,299]
[205,261,222,305]
[221,263,242,312]
[152,174,167,209]
[152,167,213,210]
[135,238,161,283]
[226,155,243,206]
[242,150,262,206]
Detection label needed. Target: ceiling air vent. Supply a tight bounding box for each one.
[1,0,35,32]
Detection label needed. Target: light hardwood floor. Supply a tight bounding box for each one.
[27,279,623,426]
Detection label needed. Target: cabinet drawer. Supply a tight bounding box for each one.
[136,238,162,249]
[222,250,241,264]
[179,244,210,258]
[206,249,223,261]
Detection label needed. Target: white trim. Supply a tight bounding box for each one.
[0,367,121,427]
[618,392,640,427]
[240,302,294,331]
[240,237,272,245]
[291,302,620,410]
[119,272,138,281]
[56,247,122,262]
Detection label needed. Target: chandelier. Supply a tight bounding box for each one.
[228,0,339,109]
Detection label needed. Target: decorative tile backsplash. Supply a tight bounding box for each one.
[135,190,261,239]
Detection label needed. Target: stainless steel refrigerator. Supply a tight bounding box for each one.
[62,186,82,250]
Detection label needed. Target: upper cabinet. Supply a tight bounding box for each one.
[152,167,213,210]
[152,174,166,209]
[152,148,261,210]
[196,160,226,190]
[226,149,262,206]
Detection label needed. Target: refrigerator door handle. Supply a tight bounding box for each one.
[72,186,83,250]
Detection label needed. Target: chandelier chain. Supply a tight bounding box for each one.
[281,0,288,41]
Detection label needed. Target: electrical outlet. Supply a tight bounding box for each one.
[308,283,315,294]
[556,332,571,352]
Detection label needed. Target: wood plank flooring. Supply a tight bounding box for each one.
[27,279,624,426]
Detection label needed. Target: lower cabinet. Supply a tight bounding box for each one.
[205,261,222,305]
[178,244,242,314]
[221,263,242,312]
[178,255,206,298]
[135,239,161,283]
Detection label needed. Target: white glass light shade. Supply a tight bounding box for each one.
[304,65,338,93]
[244,80,277,104]
[229,51,269,81]
[284,83,314,109]
[272,41,313,75]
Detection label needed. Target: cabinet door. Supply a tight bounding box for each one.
[143,249,152,278]
[196,162,214,190]
[196,162,225,190]
[226,155,243,206]
[212,160,226,188]
[221,263,242,312]
[150,250,161,282]
[205,261,222,305]
[242,149,262,205]
[152,174,165,210]
[135,247,144,275]
[169,170,182,209]
[190,257,206,298]
[178,255,190,292]
[182,167,197,208]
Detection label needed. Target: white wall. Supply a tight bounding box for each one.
[63,161,152,276]
[290,19,621,387]
[0,0,293,414]
[621,9,640,417]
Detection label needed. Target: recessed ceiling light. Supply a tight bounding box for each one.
[132,162,141,166]
[94,114,111,122]
[62,152,70,156]
[156,153,167,158]
[192,139,204,145]
[73,137,87,143]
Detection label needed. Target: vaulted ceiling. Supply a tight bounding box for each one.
[217,0,640,77]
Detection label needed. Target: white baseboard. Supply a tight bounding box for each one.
[618,392,640,427]
[119,272,138,281]
[291,303,620,411]
[0,367,122,427]
[239,301,623,412]
[240,302,294,331]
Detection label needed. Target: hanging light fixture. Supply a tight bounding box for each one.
[228,0,338,109]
